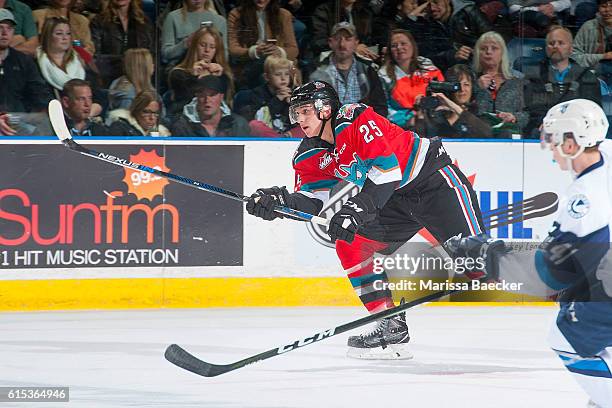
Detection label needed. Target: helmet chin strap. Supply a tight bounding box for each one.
[315,111,333,144]
[555,144,585,179]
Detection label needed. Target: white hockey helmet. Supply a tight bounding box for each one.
[541,99,608,158]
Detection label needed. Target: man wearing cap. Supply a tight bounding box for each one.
[0,0,38,55]
[0,8,51,135]
[170,75,250,137]
[309,22,387,117]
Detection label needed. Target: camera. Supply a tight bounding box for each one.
[428,81,461,94]
[416,81,461,111]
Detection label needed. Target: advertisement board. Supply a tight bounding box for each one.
[0,143,244,269]
[0,139,570,309]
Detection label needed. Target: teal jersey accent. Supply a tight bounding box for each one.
[293,147,328,166]
[334,153,372,186]
[371,153,401,172]
[300,178,340,193]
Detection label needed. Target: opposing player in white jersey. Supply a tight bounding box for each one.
[446,99,612,407]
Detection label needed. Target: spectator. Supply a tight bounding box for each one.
[508,0,570,37]
[32,0,95,56]
[161,0,227,66]
[37,17,106,116]
[523,25,601,136]
[311,0,377,59]
[60,78,110,136]
[426,0,492,71]
[373,0,431,48]
[90,0,154,86]
[309,22,387,116]
[414,64,492,138]
[108,48,155,110]
[0,0,37,55]
[0,9,52,135]
[168,25,234,116]
[378,29,444,129]
[37,18,84,93]
[234,55,304,137]
[281,0,307,49]
[472,31,527,137]
[171,75,250,136]
[228,0,298,89]
[108,91,171,136]
[572,0,612,75]
[391,1,491,70]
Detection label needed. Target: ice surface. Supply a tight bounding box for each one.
[0,306,586,407]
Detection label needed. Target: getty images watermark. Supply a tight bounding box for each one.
[371,254,524,292]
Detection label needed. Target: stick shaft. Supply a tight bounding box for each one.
[62,139,325,224]
[165,286,461,377]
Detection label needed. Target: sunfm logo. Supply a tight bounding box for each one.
[0,149,179,246]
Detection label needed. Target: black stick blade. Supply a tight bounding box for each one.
[165,344,229,377]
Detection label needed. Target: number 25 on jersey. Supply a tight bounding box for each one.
[360,120,383,143]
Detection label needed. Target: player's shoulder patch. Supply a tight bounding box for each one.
[336,103,368,121]
[567,193,590,219]
[292,137,333,167]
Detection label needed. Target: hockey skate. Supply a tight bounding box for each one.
[346,309,413,360]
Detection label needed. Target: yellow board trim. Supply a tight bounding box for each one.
[0,277,555,311]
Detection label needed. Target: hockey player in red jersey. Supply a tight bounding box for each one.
[247,81,485,359]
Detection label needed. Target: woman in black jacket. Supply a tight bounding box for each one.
[90,0,154,86]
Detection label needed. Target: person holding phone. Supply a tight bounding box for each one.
[168,25,234,117]
[228,0,298,89]
[161,0,227,67]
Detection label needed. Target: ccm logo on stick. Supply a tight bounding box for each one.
[277,329,336,354]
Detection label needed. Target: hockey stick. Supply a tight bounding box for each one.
[164,286,462,377]
[48,100,329,226]
[164,193,560,377]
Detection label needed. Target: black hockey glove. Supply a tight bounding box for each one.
[443,233,506,280]
[328,193,377,244]
[246,186,291,221]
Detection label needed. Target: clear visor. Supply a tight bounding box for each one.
[539,129,553,149]
[289,103,316,124]
[540,128,575,151]
[540,117,581,149]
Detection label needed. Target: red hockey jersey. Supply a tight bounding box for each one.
[292,103,448,203]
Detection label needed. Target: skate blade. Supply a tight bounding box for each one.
[346,344,414,360]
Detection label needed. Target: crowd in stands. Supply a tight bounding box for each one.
[0,0,610,139]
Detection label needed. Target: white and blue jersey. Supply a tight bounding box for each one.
[539,143,612,404]
[500,143,612,346]
[538,150,612,357]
